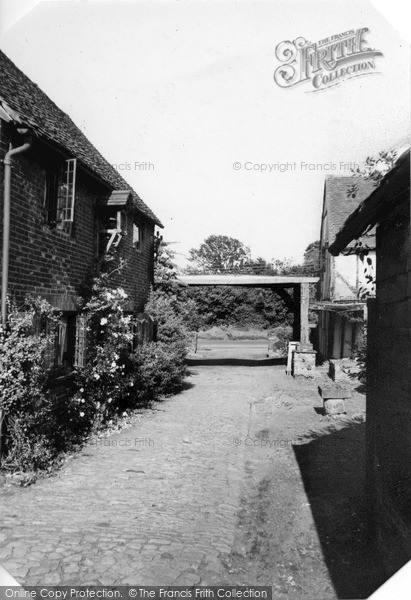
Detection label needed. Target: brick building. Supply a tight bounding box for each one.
[329,146,411,577]
[0,49,162,369]
[316,175,376,359]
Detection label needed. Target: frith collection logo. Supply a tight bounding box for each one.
[274,28,383,92]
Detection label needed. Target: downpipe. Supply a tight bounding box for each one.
[0,131,32,464]
[1,132,32,325]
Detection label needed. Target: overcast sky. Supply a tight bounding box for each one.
[0,0,409,265]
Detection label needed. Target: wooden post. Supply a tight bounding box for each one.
[300,282,311,348]
[293,284,301,342]
[0,407,3,465]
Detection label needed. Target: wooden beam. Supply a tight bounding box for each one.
[179,275,319,287]
[274,287,297,312]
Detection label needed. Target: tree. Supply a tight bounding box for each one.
[303,241,320,274]
[187,235,251,274]
[153,238,180,295]
[153,239,202,331]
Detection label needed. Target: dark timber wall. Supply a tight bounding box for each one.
[367,194,411,576]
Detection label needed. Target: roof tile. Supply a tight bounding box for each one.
[324,176,376,246]
[0,50,163,226]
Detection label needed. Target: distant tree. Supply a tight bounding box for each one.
[153,239,201,330]
[187,235,251,274]
[303,241,320,274]
[266,258,310,276]
[246,257,278,275]
[182,285,292,330]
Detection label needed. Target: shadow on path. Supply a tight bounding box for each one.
[293,421,385,599]
[186,357,286,367]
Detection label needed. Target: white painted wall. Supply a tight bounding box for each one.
[332,251,376,300]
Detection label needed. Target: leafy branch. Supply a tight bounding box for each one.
[347,149,397,198]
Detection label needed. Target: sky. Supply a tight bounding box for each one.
[0,0,409,266]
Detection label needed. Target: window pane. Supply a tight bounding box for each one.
[57,158,76,224]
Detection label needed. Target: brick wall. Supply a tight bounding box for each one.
[108,212,154,312]
[0,120,154,312]
[369,195,411,576]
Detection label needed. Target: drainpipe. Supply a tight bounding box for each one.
[0,131,32,464]
[1,131,32,325]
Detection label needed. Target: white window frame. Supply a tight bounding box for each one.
[56,158,77,226]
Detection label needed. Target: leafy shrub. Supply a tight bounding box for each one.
[145,291,187,344]
[4,417,55,472]
[130,340,187,401]
[269,325,293,356]
[0,297,57,414]
[139,290,188,396]
[0,296,83,472]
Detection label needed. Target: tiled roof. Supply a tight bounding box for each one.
[0,50,162,227]
[324,176,376,247]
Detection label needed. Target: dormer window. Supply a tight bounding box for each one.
[45,158,77,234]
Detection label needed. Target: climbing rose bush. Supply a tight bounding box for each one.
[74,271,189,429]
[74,278,134,428]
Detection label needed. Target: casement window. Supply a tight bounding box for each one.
[45,158,77,234]
[97,210,126,256]
[43,314,77,371]
[133,223,143,250]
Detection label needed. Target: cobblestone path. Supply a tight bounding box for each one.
[0,365,378,597]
